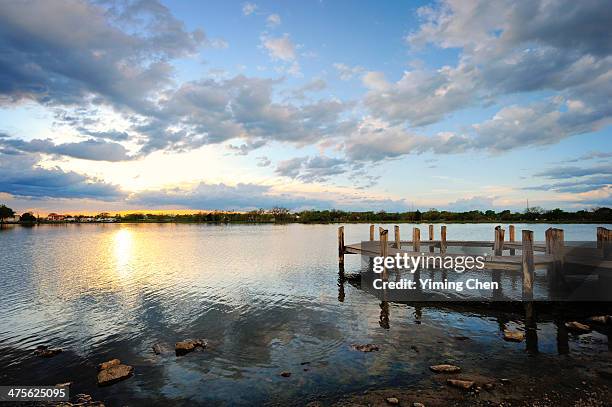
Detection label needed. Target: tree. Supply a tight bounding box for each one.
[20,212,37,223]
[0,205,15,223]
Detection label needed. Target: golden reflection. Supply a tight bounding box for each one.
[114,229,133,272]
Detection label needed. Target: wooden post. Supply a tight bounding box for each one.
[338,226,345,265]
[597,227,605,249]
[522,230,535,300]
[440,225,447,254]
[603,228,612,260]
[428,224,434,253]
[412,227,421,252]
[394,225,400,249]
[370,224,375,241]
[494,226,505,256]
[380,228,388,258]
[545,227,553,254]
[552,229,565,265]
[509,225,515,256]
[548,228,565,289]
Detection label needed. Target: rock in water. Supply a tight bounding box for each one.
[447,379,475,390]
[587,315,610,325]
[386,397,399,405]
[430,364,461,373]
[280,371,291,377]
[175,339,207,356]
[565,321,591,333]
[413,403,425,407]
[350,343,380,352]
[34,345,62,358]
[503,330,525,342]
[97,364,134,386]
[97,359,121,371]
[152,344,163,355]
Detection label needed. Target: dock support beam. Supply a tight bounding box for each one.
[412,227,421,252]
[380,228,388,261]
[394,225,401,249]
[428,224,434,253]
[522,230,535,300]
[546,228,565,290]
[440,226,447,254]
[494,226,505,256]
[599,227,612,260]
[338,226,345,265]
[370,224,375,241]
[509,225,515,255]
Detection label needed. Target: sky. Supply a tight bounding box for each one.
[0,0,610,214]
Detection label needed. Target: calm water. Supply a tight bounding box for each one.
[0,223,611,406]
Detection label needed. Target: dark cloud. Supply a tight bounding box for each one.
[343,121,471,162]
[0,152,124,200]
[133,76,352,154]
[275,155,347,182]
[256,156,271,167]
[0,137,132,161]
[526,163,612,199]
[361,0,611,152]
[0,0,203,110]
[534,164,612,179]
[567,151,612,162]
[290,78,326,99]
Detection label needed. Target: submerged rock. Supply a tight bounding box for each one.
[152,343,163,355]
[280,371,291,377]
[429,364,461,373]
[175,339,208,356]
[447,379,475,390]
[34,345,62,358]
[587,315,611,325]
[503,330,525,342]
[385,397,399,405]
[350,343,380,352]
[97,358,120,371]
[97,362,134,386]
[565,321,591,333]
[56,393,105,407]
[413,403,425,407]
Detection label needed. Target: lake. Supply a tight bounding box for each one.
[1,223,611,406]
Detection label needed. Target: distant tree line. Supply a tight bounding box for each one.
[1,204,611,224]
[112,206,612,223]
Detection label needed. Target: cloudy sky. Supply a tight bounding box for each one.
[0,0,610,214]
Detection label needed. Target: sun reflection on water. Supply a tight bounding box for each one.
[114,228,133,272]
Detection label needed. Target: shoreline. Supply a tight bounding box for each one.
[3,220,612,226]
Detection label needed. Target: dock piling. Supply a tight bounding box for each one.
[522,230,535,300]
[413,227,421,252]
[338,226,345,265]
[509,225,516,255]
[370,224,375,241]
[380,228,388,257]
[601,227,612,260]
[440,226,447,254]
[394,225,401,249]
[428,224,434,253]
[494,226,505,256]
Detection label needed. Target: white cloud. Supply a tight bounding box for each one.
[242,2,257,16]
[261,34,296,61]
[267,13,281,27]
[333,63,364,80]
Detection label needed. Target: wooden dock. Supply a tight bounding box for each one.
[338,225,612,300]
